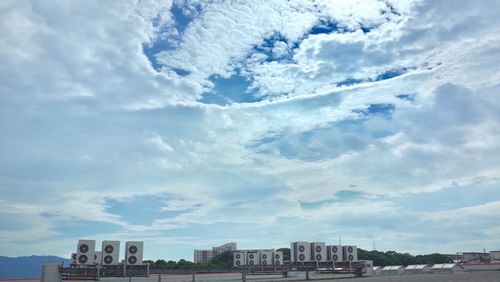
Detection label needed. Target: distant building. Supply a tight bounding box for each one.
[193,250,214,263]
[212,242,237,254]
[194,242,237,263]
[462,252,491,263]
[490,251,500,261]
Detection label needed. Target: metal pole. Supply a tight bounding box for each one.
[157,274,161,282]
[306,270,310,280]
[97,266,100,281]
[191,273,195,282]
[147,264,150,277]
[242,269,246,282]
[128,276,132,282]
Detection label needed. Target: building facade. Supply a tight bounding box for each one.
[462,252,491,263]
[193,250,214,263]
[490,251,500,261]
[194,242,237,263]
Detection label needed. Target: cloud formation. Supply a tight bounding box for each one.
[1,0,500,260]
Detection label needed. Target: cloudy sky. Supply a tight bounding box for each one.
[1,0,500,261]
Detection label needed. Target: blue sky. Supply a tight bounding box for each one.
[1,0,500,261]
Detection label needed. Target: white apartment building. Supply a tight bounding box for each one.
[194,242,237,263]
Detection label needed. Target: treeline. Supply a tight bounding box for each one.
[357,249,452,266]
[144,248,452,269]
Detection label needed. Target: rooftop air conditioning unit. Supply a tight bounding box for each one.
[311,242,327,262]
[246,252,258,266]
[125,241,144,265]
[259,250,273,266]
[343,245,358,262]
[77,240,96,266]
[273,251,283,265]
[233,251,246,267]
[71,253,77,265]
[94,251,102,265]
[102,240,120,265]
[327,245,343,262]
[291,242,310,263]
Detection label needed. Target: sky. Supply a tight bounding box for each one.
[1,0,500,261]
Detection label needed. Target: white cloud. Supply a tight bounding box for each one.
[0,0,202,107]
[146,133,174,153]
[1,0,500,259]
[155,0,409,96]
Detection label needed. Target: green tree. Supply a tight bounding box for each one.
[415,253,452,264]
[154,259,168,268]
[143,260,155,266]
[209,251,233,268]
[166,260,177,269]
[175,259,194,269]
[358,248,452,266]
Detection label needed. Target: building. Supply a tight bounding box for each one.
[212,242,237,254]
[194,242,237,263]
[490,250,500,261]
[193,250,214,263]
[462,252,491,263]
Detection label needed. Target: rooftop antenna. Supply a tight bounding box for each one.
[373,241,376,251]
[339,236,342,246]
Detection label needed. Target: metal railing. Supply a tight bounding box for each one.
[57,261,368,281]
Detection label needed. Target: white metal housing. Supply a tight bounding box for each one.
[41,262,63,282]
[102,240,120,265]
[77,240,95,266]
[233,251,246,267]
[259,250,273,266]
[310,242,327,262]
[125,241,144,265]
[246,252,258,266]
[71,253,77,265]
[273,251,283,265]
[327,245,343,262]
[343,245,358,261]
[94,251,102,265]
[291,242,310,263]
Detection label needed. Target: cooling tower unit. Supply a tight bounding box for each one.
[327,245,343,262]
[102,240,120,266]
[125,241,144,265]
[259,250,273,266]
[94,251,102,265]
[273,251,283,265]
[291,242,310,263]
[343,245,358,262]
[233,251,246,267]
[71,253,77,265]
[77,240,96,266]
[311,242,327,262]
[246,252,258,266]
